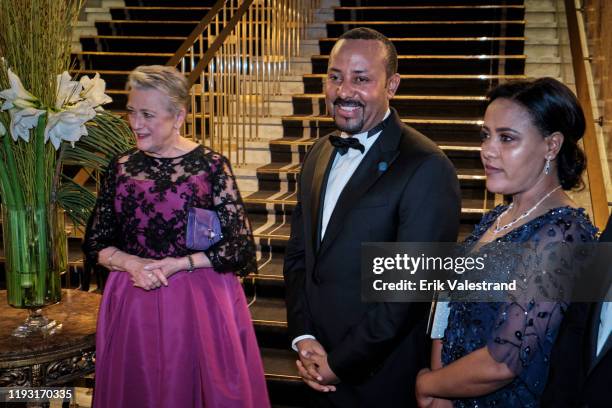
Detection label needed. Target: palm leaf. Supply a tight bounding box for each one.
[61,111,134,172]
[56,110,134,226]
[56,177,96,227]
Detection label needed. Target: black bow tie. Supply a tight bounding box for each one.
[329,135,364,155]
[328,117,390,155]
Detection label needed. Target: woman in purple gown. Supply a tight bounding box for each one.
[83,65,270,408]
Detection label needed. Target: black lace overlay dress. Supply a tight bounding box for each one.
[83,146,257,276]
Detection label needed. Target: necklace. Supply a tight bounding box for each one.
[493,185,562,234]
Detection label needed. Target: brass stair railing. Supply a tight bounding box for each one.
[563,0,610,228]
[167,0,319,166]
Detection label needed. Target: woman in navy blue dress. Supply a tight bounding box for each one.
[415,78,597,408]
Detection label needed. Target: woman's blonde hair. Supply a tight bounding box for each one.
[127,65,189,113]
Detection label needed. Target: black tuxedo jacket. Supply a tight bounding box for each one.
[283,110,461,407]
[542,215,612,408]
[580,216,612,408]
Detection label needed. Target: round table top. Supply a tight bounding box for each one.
[0,289,100,365]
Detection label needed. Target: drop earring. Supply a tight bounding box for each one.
[544,157,551,175]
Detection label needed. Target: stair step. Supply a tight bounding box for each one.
[265,135,484,170]
[254,229,291,242]
[83,7,112,23]
[311,54,526,75]
[74,51,173,57]
[325,20,525,38]
[291,93,487,119]
[333,5,525,21]
[312,54,527,60]
[339,0,523,5]
[254,162,485,180]
[109,5,285,21]
[251,297,287,327]
[109,6,211,21]
[254,256,286,282]
[250,217,482,245]
[294,94,486,101]
[123,0,217,7]
[263,347,309,407]
[268,136,481,152]
[80,35,187,53]
[262,348,300,381]
[247,161,489,215]
[245,191,492,215]
[95,20,199,36]
[280,115,483,146]
[302,73,527,95]
[72,51,173,72]
[281,115,483,126]
[318,36,526,55]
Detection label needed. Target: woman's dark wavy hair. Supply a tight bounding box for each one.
[486,77,586,190]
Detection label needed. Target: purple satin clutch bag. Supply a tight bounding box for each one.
[186,207,223,250]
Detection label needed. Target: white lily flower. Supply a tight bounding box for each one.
[0,68,39,110]
[55,71,82,110]
[9,107,45,142]
[45,101,96,150]
[0,121,6,136]
[80,73,112,108]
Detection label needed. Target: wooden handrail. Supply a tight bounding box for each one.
[166,0,227,68]
[564,0,609,228]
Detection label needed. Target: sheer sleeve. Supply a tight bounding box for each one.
[82,156,120,266]
[487,216,596,380]
[204,154,257,276]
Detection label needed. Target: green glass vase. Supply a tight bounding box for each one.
[2,204,65,309]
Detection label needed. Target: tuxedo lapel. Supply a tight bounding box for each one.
[589,302,612,374]
[318,114,403,256]
[310,135,337,252]
[587,303,602,373]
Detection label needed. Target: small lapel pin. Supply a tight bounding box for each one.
[378,161,388,172]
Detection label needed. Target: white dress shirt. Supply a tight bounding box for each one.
[597,301,612,356]
[292,110,390,351]
[430,301,450,339]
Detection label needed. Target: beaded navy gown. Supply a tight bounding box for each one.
[441,206,597,408]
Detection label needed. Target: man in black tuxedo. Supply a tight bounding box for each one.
[579,215,612,407]
[283,27,461,407]
[542,214,612,408]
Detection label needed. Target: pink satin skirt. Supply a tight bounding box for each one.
[93,267,270,408]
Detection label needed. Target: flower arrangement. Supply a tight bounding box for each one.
[1,69,111,147]
[0,0,134,309]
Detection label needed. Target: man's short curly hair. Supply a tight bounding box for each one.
[338,27,398,78]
